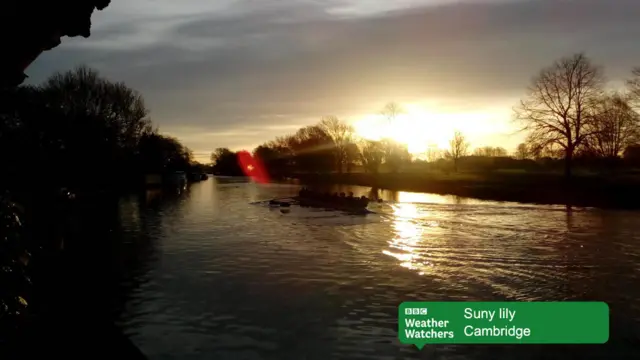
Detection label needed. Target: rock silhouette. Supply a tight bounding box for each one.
[0,1,111,87]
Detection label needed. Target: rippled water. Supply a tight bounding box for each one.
[113,177,640,359]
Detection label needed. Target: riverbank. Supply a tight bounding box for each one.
[0,187,150,359]
[295,172,640,209]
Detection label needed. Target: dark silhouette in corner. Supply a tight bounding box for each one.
[1,1,147,359]
[0,1,111,87]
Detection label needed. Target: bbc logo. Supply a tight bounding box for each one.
[405,308,428,315]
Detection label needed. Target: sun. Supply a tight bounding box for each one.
[352,104,453,155]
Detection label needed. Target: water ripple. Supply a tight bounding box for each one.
[113,179,640,359]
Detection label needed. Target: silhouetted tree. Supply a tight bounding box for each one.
[584,93,640,158]
[344,142,360,173]
[425,146,444,163]
[473,146,508,157]
[381,138,411,173]
[139,133,192,174]
[39,66,155,188]
[287,125,335,174]
[318,116,354,173]
[624,144,640,167]
[515,143,530,160]
[626,67,640,109]
[360,140,385,174]
[380,102,404,124]
[515,53,604,178]
[253,143,288,178]
[211,148,243,176]
[445,130,469,172]
[0,66,159,191]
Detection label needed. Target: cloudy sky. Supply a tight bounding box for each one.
[27,0,640,162]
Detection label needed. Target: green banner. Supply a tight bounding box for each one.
[398,302,609,348]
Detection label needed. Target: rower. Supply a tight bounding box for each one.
[338,192,346,205]
[308,189,318,199]
[360,196,369,207]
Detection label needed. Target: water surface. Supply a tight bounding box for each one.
[113,177,640,359]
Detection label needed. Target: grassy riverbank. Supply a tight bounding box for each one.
[296,171,640,209]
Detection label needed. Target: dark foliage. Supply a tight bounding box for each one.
[211,148,244,176]
[0,66,194,342]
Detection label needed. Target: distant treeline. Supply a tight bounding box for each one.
[211,53,640,179]
[0,65,203,196]
[209,125,640,179]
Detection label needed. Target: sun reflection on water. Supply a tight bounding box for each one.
[382,198,436,275]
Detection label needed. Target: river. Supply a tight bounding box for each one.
[111,177,640,359]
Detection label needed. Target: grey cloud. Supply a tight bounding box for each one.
[26,0,640,149]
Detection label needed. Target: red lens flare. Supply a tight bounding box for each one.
[237,150,269,184]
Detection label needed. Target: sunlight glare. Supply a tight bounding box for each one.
[352,102,507,156]
[382,202,434,275]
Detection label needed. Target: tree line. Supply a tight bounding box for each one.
[211,53,640,179]
[0,65,200,327]
[210,110,415,178]
[0,65,197,195]
[515,53,640,177]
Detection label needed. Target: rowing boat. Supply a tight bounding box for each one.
[292,196,371,214]
[254,196,374,214]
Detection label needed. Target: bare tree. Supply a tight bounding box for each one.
[473,148,486,156]
[627,67,640,108]
[584,93,640,158]
[360,140,385,174]
[344,142,360,173]
[318,116,354,174]
[514,53,604,178]
[381,138,411,173]
[444,130,469,172]
[473,146,508,157]
[287,125,335,174]
[515,143,530,160]
[425,146,444,163]
[380,102,404,124]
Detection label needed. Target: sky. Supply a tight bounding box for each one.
[27,0,640,163]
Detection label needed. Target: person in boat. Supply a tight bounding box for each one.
[360,196,369,208]
[347,192,355,205]
[337,192,346,206]
[344,192,355,208]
